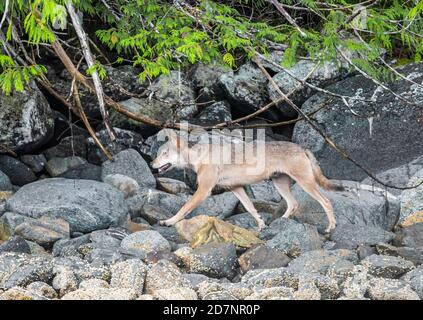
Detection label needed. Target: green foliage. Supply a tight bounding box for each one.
[0,0,423,93]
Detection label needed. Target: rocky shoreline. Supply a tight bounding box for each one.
[1,57,423,300]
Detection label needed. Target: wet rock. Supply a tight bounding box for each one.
[120,230,171,259]
[265,218,323,257]
[102,149,155,189]
[110,259,148,293]
[6,178,129,233]
[0,156,37,186]
[238,245,291,273]
[0,83,54,153]
[330,224,394,249]
[175,243,238,279]
[144,260,192,294]
[367,277,419,300]
[361,254,414,279]
[103,174,139,198]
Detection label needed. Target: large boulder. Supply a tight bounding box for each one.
[0,83,54,153]
[5,178,129,233]
[267,53,349,118]
[218,63,277,120]
[110,71,197,135]
[291,180,400,233]
[101,149,156,189]
[0,156,37,186]
[47,65,146,118]
[293,62,423,181]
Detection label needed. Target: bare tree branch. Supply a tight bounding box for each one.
[65,1,116,140]
[266,0,307,37]
[0,0,9,31]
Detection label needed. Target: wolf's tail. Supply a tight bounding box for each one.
[305,149,344,191]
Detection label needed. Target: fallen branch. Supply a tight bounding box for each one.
[266,0,307,37]
[253,54,423,190]
[65,1,115,140]
[0,144,17,157]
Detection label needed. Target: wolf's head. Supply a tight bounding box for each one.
[150,129,189,173]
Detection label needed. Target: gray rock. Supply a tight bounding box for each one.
[399,169,423,224]
[218,63,275,120]
[6,178,129,233]
[14,216,70,248]
[357,245,377,260]
[52,267,79,296]
[268,57,349,118]
[287,249,358,281]
[0,212,29,230]
[53,256,111,283]
[0,170,12,191]
[265,218,323,257]
[0,236,31,254]
[362,254,414,278]
[401,266,423,299]
[0,252,54,290]
[0,286,48,300]
[52,235,91,257]
[367,277,419,300]
[120,230,171,258]
[196,281,252,300]
[245,287,294,300]
[102,149,155,189]
[156,177,192,195]
[61,287,138,300]
[238,245,291,273]
[110,259,147,294]
[190,62,229,90]
[241,267,299,290]
[175,243,238,279]
[393,223,423,248]
[291,180,400,233]
[0,83,54,153]
[58,163,102,181]
[248,181,282,203]
[362,155,423,195]
[103,174,139,198]
[44,135,87,160]
[26,281,58,299]
[293,63,423,181]
[225,212,273,230]
[330,224,394,249]
[48,64,146,119]
[376,243,423,265]
[144,260,192,294]
[0,156,37,186]
[84,248,125,265]
[45,156,87,177]
[20,154,47,173]
[86,128,144,165]
[196,101,232,124]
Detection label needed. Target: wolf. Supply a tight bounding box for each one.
[150,129,344,233]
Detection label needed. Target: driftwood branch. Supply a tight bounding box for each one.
[65,1,115,140]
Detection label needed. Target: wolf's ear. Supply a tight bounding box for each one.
[164,129,187,150]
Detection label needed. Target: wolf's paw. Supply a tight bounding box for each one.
[159,218,178,227]
[324,222,336,233]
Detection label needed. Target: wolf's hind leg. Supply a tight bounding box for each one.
[272,174,299,218]
[231,186,266,230]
